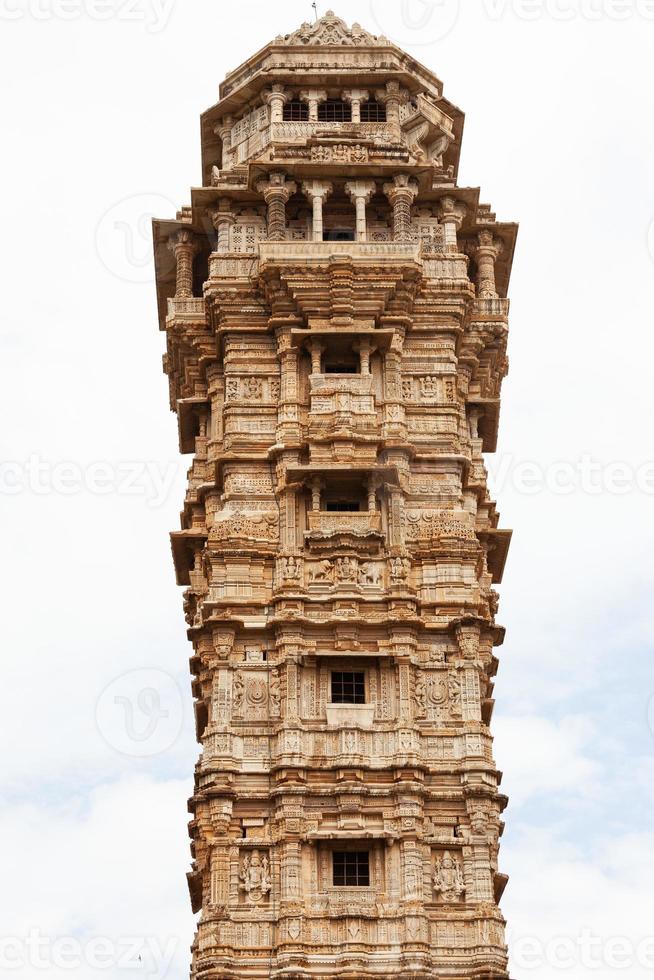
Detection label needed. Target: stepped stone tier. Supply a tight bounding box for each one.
[152,10,517,979]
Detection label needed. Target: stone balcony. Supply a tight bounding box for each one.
[471,296,510,318]
[259,239,421,265]
[166,296,206,319]
[306,510,382,538]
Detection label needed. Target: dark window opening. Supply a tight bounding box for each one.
[283,100,309,121]
[360,99,386,122]
[324,363,357,374]
[325,501,360,512]
[323,229,355,242]
[331,671,366,704]
[318,99,352,122]
[333,850,370,887]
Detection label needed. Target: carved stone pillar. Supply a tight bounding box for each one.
[276,329,301,444]
[469,230,503,298]
[378,80,403,137]
[345,180,377,242]
[353,337,374,375]
[437,196,467,253]
[168,229,199,298]
[256,173,297,242]
[383,175,419,243]
[366,475,380,513]
[210,198,234,253]
[307,338,324,375]
[468,406,482,439]
[215,116,233,166]
[264,83,288,123]
[343,88,369,123]
[299,88,327,121]
[302,180,333,242]
[310,477,322,512]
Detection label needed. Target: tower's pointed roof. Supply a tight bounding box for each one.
[274,9,389,47]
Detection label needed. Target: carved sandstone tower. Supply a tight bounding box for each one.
[153,11,517,979]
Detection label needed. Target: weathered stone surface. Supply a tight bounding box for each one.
[152,11,518,978]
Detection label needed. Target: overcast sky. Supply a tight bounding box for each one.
[1,1,654,977]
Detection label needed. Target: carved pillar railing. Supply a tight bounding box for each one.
[383,175,419,243]
[210,198,234,253]
[168,229,200,298]
[256,173,297,242]
[437,196,467,253]
[345,180,377,242]
[302,180,333,242]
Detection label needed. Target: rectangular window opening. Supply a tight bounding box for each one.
[333,850,370,887]
[318,100,352,123]
[331,671,366,704]
[323,229,355,242]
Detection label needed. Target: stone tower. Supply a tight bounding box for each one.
[153,11,517,979]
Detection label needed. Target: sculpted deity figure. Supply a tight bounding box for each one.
[335,556,357,582]
[240,849,271,903]
[433,851,465,902]
[390,556,411,582]
[282,555,301,580]
[232,671,245,714]
[414,673,426,715]
[269,668,281,716]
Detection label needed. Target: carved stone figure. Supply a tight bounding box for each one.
[433,852,465,903]
[358,562,380,586]
[390,556,411,582]
[308,560,333,584]
[281,555,301,580]
[240,849,271,903]
[335,557,357,582]
[269,668,281,716]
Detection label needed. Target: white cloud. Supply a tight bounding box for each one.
[0,777,196,979]
[494,714,601,807]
